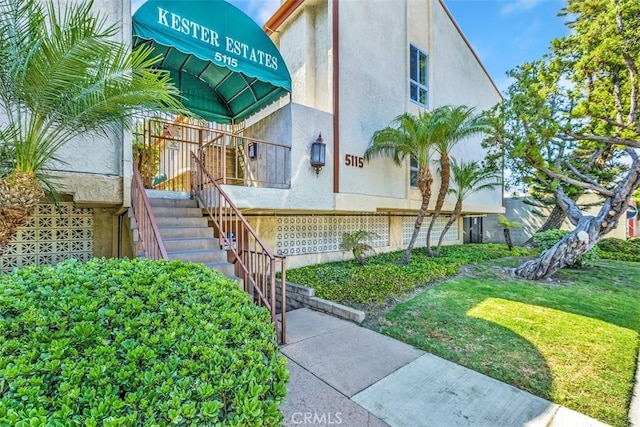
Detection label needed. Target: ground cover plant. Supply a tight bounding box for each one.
[285,244,536,308]
[598,237,640,262]
[0,258,288,425]
[378,258,640,426]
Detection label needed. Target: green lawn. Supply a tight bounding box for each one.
[378,259,640,427]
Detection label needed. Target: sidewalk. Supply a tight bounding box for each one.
[280,308,609,427]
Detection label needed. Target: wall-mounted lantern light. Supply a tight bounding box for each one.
[248,142,258,159]
[310,133,326,176]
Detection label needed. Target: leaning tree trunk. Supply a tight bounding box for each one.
[523,204,567,246]
[433,200,462,257]
[504,228,514,250]
[514,187,636,279]
[0,170,44,254]
[426,153,450,256]
[402,165,433,264]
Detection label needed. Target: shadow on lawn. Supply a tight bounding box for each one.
[378,259,640,426]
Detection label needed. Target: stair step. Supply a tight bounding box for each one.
[151,206,204,218]
[148,198,197,208]
[205,262,237,278]
[167,250,228,264]
[155,216,209,228]
[159,227,213,239]
[163,238,220,252]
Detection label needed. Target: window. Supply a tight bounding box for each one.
[410,44,428,107]
[410,156,419,188]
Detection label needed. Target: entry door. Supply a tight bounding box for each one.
[463,217,483,243]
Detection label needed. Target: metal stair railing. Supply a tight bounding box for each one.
[131,162,169,260]
[190,152,287,344]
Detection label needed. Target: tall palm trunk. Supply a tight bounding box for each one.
[434,199,462,256]
[402,165,433,264]
[0,170,43,253]
[426,152,450,256]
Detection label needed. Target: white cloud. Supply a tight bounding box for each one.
[240,0,281,25]
[501,0,543,15]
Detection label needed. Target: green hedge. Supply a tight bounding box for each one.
[533,229,598,267]
[0,258,288,426]
[598,238,640,262]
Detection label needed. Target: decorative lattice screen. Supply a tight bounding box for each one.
[402,215,459,246]
[0,203,93,273]
[276,215,389,256]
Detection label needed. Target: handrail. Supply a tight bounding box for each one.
[133,117,291,190]
[131,162,169,260]
[190,152,287,344]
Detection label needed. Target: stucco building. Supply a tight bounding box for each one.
[0,0,503,274]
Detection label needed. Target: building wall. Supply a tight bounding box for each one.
[484,196,628,246]
[225,103,336,211]
[45,0,131,207]
[248,212,463,269]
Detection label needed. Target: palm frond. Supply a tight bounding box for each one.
[449,157,502,201]
[0,0,184,181]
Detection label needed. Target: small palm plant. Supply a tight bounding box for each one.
[432,159,501,256]
[497,215,523,250]
[0,0,183,252]
[340,230,380,265]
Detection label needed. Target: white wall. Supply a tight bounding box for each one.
[428,0,503,213]
[223,103,336,211]
[42,0,130,206]
[337,0,409,200]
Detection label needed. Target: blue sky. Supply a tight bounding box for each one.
[132,0,570,93]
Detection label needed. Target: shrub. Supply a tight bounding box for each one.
[0,258,288,426]
[533,229,598,267]
[597,238,640,262]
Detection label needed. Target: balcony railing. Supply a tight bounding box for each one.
[133,118,290,191]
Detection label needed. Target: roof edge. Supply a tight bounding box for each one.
[264,0,305,35]
[437,0,503,100]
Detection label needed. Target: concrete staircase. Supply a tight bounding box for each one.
[144,196,238,279]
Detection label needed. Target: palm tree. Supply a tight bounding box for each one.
[340,230,380,265]
[433,158,501,256]
[425,106,491,256]
[365,112,437,264]
[0,0,183,252]
[497,215,522,250]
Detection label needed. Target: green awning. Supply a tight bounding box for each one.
[133,0,291,123]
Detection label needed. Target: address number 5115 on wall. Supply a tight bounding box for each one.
[345,154,364,168]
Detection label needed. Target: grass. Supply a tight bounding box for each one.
[285,244,537,309]
[378,258,640,427]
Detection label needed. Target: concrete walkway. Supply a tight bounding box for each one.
[280,308,609,427]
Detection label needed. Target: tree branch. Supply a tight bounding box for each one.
[563,132,640,148]
[564,161,605,188]
[555,187,584,226]
[538,166,615,197]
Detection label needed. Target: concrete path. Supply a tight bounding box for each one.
[281,308,609,427]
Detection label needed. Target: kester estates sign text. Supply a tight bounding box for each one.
[157,7,279,70]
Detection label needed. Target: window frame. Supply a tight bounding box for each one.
[409,44,429,108]
[410,156,419,188]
